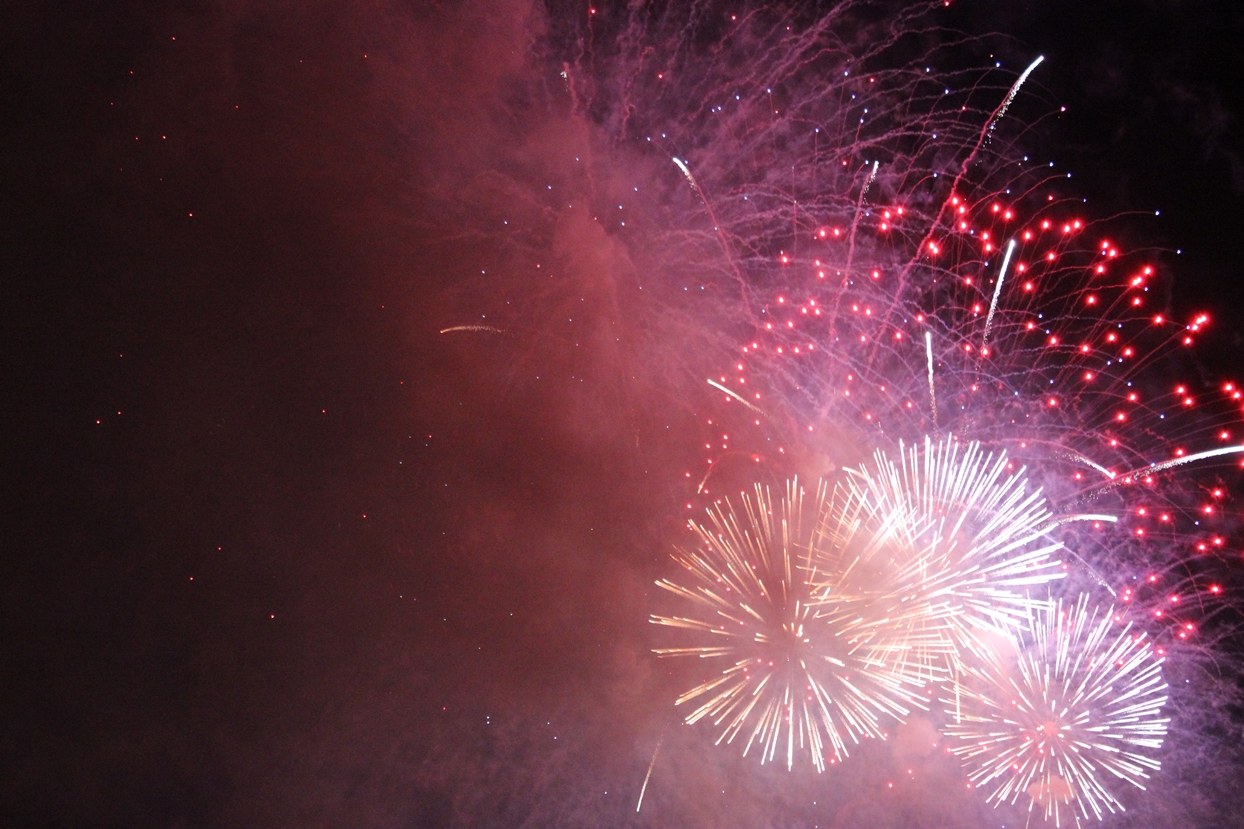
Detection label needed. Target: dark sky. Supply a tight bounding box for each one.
[951,0,1244,335]
[2,2,1242,827]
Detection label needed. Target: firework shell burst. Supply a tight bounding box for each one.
[575,5,1243,485]
[811,436,1069,676]
[651,479,930,771]
[654,435,1111,769]
[943,595,1169,826]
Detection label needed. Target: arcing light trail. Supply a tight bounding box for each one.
[986,55,1045,137]
[439,325,506,334]
[1038,513,1118,531]
[980,238,1015,348]
[707,378,767,418]
[671,157,700,198]
[673,155,747,295]
[1090,444,1244,495]
[1060,450,1118,481]
[925,330,937,428]
[635,734,662,813]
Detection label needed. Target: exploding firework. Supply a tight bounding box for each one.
[682,57,1243,491]
[651,480,928,771]
[650,432,1109,778]
[557,6,1241,497]
[943,595,1169,826]
[810,435,1070,678]
[651,434,1181,822]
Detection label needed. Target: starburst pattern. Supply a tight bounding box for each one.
[944,595,1169,825]
[809,436,1070,678]
[651,480,926,770]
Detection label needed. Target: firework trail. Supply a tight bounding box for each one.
[944,595,1168,826]
[925,330,938,430]
[981,238,1015,348]
[439,324,507,335]
[987,55,1045,139]
[707,378,768,418]
[635,734,662,813]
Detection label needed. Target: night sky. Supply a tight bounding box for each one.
[4,2,1243,827]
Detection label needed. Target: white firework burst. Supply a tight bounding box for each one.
[944,594,1169,825]
[811,435,1069,677]
[651,480,926,771]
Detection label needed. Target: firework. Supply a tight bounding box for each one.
[811,435,1068,677]
[943,595,1169,825]
[609,6,1243,498]
[625,0,1239,746]
[651,480,928,771]
[435,0,1244,820]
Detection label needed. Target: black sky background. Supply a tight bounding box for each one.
[2,1,1243,827]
